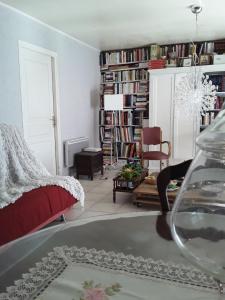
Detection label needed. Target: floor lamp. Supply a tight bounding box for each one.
[104,94,124,165]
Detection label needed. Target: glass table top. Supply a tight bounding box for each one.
[0,212,220,299]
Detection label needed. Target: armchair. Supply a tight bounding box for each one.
[141,127,171,171]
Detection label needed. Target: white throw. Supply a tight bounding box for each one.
[0,123,84,209]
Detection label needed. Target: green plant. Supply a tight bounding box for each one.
[120,163,142,181]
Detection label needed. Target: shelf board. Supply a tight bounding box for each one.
[101,80,148,85]
[99,125,141,127]
[116,141,136,143]
[99,107,136,110]
[101,60,148,68]
[101,93,149,96]
[101,67,149,73]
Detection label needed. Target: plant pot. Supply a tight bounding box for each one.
[127,181,134,189]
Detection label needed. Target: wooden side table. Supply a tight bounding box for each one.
[74,151,103,180]
[113,169,148,203]
[133,182,178,207]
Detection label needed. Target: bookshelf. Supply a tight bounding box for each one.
[99,40,225,164]
[200,72,225,131]
[99,46,150,164]
[148,40,225,69]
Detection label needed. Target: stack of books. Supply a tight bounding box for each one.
[148,59,166,69]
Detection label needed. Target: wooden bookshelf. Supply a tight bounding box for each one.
[99,46,150,163]
[99,40,225,164]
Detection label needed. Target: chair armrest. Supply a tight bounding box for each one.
[161,141,171,157]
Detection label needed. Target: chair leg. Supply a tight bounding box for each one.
[141,157,144,168]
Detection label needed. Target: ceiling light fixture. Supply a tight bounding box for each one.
[175,2,217,118]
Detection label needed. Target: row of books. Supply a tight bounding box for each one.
[115,127,134,143]
[157,42,215,60]
[133,111,144,126]
[100,47,150,66]
[117,142,141,159]
[100,127,142,143]
[102,82,148,94]
[200,113,215,126]
[99,127,113,142]
[101,69,149,82]
[102,142,113,156]
[99,111,144,126]
[99,111,133,126]
[123,94,147,107]
[135,102,147,110]
[100,41,222,67]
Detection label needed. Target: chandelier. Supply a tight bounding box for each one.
[175,4,217,117]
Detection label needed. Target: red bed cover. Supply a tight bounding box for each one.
[0,186,77,245]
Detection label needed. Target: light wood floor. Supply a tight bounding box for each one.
[65,167,160,222]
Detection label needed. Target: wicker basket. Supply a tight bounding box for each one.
[144,177,156,185]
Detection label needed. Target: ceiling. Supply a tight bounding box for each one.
[1,0,225,51]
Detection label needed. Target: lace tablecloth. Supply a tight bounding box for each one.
[0,245,218,300]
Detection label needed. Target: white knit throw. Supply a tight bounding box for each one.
[0,124,84,209]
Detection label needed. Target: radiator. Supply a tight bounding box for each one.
[64,137,89,167]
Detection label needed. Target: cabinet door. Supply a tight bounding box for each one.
[173,73,198,161]
[149,73,174,144]
[149,73,174,169]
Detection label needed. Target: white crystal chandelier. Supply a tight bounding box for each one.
[175,4,217,117]
[175,70,217,116]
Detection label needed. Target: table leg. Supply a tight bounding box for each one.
[113,190,116,203]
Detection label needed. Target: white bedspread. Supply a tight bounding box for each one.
[0,123,84,208]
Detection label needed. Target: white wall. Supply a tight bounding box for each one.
[0,4,100,174]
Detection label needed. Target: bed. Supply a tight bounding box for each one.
[0,124,84,246]
[0,186,77,246]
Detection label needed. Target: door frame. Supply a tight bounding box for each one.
[18,40,62,175]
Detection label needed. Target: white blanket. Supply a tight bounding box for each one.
[0,123,84,208]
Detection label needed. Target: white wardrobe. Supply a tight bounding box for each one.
[149,64,225,167]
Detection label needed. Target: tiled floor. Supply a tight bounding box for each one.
[64,167,159,222]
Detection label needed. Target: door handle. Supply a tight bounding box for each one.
[50,115,56,126]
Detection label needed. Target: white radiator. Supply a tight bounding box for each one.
[64,137,89,167]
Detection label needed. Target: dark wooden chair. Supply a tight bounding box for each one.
[157,159,192,212]
[141,127,171,171]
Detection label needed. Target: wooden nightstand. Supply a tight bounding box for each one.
[74,151,103,180]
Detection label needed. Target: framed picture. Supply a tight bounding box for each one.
[182,58,192,67]
[200,55,210,65]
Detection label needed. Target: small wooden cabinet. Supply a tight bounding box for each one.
[75,151,103,180]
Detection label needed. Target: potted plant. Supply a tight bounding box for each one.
[120,163,143,188]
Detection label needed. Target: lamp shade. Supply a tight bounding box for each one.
[104,94,124,111]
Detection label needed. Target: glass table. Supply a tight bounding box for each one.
[0,212,220,299]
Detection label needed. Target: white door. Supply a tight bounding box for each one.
[20,47,57,175]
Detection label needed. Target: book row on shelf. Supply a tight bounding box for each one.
[117,142,141,159]
[100,40,225,69]
[99,111,145,126]
[115,127,136,143]
[102,142,141,162]
[157,42,215,60]
[200,111,218,127]
[100,47,150,66]
[102,82,148,95]
[101,69,149,82]
[99,126,142,144]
